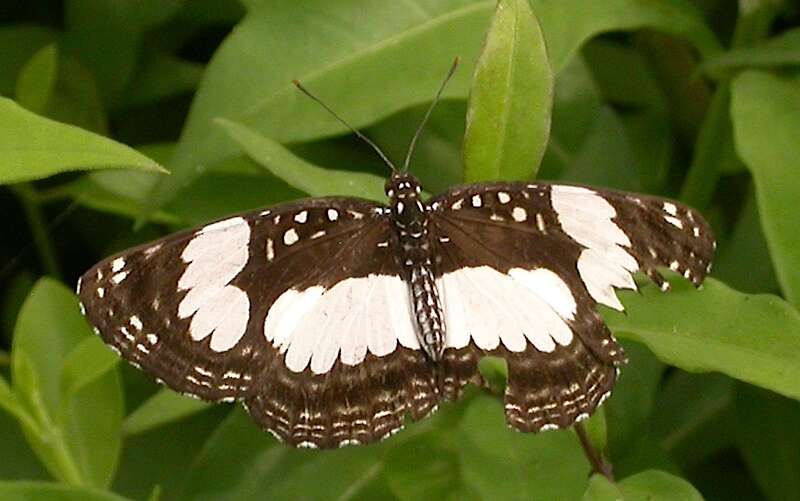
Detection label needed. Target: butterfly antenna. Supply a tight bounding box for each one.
[402,57,460,173]
[292,80,398,174]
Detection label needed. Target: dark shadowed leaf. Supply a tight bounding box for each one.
[0,481,132,501]
[736,385,800,501]
[650,372,736,470]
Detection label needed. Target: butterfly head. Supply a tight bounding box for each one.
[385,173,422,201]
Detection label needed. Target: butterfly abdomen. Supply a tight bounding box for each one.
[387,173,446,361]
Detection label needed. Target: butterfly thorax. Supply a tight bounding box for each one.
[385,173,445,361]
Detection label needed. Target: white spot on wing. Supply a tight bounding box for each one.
[663,202,678,216]
[577,248,636,311]
[497,192,511,204]
[294,211,308,223]
[471,194,482,207]
[327,209,338,221]
[266,238,274,261]
[551,186,639,308]
[536,213,546,232]
[664,215,683,229]
[437,266,573,352]
[283,228,299,246]
[111,257,125,272]
[144,244,162,257]
[178,216,250,319]
[111,271,128,284]
[508,268,577,321]
[188,285,250,352]
[263,275,416,374]
[130,315,143,331]
[512,207,527,222]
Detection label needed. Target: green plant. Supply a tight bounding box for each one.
[1,0,799,499]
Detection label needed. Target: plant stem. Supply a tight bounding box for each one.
[574,422,614,482]
[10,183,62,279]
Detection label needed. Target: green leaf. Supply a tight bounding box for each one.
[712,189,779,294]
[12,280,91,417]
[560,106,640,191]
[0,97,166,184]
[384,396,478,501]
[12,279,123,488]
[617,470,703,500]
[679,84,736,209]
[63,361,123,489]
[113,405,229,501]
[0,407,50,481]
[605,341,665,459]
[217,119,388,201]
[0,25,59,96]
[698,28,800,79]
[463,0,553,182]
[606,278,800,401]
[582,407,608,453]
[385,433,470,501]
[582,40,666,112]
[0,481,133,501]
[11,348,85,486]
[123,388,211,436]
[731,71,800,307]
[60,336,119,405]
[650,372,736,470]
[126,52,204,108]
[369,100,466,192]
[181,407,387,500]
[64,0,185,108]
[736,385,800,501]
[15,44,59,113]
[582,474,622,501]
[0,374,25,423]
[532,0,720,74]
[145,0,720,215]
[458,394,590,500]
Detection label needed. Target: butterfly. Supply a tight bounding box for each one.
[77,63,715,449]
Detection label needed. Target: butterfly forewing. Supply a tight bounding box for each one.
[78,197,439,448]
[428,182,714,432]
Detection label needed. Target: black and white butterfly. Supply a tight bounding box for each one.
[77,66,715,449]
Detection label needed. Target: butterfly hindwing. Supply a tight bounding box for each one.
[429,182,714,431]
[78,197,438,447]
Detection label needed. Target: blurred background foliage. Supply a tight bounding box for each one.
[1,0,800,499]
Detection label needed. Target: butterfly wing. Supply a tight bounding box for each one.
[78,197,438,448]
[428,182,714,431]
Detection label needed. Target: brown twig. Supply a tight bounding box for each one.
[574,422,615,481]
